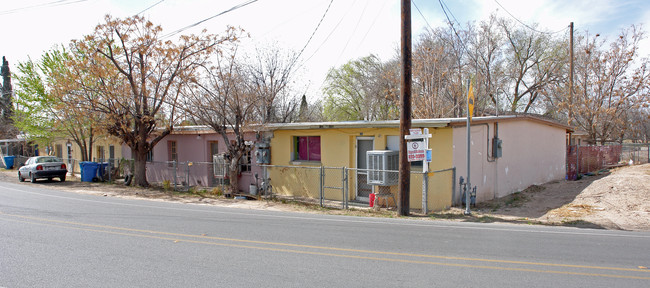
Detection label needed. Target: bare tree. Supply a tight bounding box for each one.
[245,44,298,123]
[184,44,256,194]
[73,15,236,186]
[570,26,649,144]
[499,18,566,113]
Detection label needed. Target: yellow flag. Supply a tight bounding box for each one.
[467,81,475,121]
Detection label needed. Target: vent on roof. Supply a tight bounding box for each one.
[366,150,399,186]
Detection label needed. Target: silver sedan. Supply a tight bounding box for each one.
[18,156,68,183]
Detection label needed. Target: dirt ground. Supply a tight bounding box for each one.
[451,163,650,231]
[1,163,648,231]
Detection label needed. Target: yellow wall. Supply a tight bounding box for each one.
[50,136,124,176]
[268,126,454,212]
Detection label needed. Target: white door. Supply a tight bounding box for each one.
[356,137,374,201]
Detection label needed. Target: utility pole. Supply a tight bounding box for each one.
[398,0,412,216]
[569,22,574,126]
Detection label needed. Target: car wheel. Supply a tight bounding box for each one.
[30,173,36,183]
[18,172,24,182]
[60,175,66,182]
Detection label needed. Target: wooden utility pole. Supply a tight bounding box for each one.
[569,22,574,126]
[398,0,412,216]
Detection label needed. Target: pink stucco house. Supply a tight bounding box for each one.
[121,125,262,193]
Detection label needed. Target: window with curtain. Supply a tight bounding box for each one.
[293,136,321,161]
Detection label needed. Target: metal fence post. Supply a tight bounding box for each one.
[422,171,428,214]
[343,167,350,209]
[576,145,580,176]
[341,167,345,210]
[319,166,324,207]
[186,162,190,191]
[173,160,177,191]
[452,167,456,206]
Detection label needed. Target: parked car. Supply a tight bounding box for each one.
[18,156,67,183]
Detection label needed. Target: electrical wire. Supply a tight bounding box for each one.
[0,0,90,16]
[353,0,388,55]
[493,0,568,34]
[412,0,432,33]
[437,0,470,57]
[337,0,364,61]
[161,0,259,39]
[136,0,165,16]
[290,0,334,69]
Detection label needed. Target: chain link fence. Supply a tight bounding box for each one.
[567,144,649,180]
[265,164,455,213]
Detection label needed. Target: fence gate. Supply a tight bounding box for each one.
[322,167,347,209]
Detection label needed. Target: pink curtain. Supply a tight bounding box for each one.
[297,136,320,161]
[309,137,321,161]
[298,137,308,160]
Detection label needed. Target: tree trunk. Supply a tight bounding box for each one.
[228,159,239,195]
[132,146,149,187]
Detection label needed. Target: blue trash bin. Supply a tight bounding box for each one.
[80,161,100,182]
[3,156,15,169]
[98,162,109,181]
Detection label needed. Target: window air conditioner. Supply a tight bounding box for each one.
[213,153,229,178]
[367,150,399,186]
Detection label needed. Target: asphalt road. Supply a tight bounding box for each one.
[1,180,649,287]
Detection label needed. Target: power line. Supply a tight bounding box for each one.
[291,0,334,68]
[136,0,165,16]
[493,0,568,34]
[337,0,364,62]
[0,0,91,16]
[412,0,432,32]
[161,0,259,39]
[354,0,388,55]
[437,0,470,56]
[302,6,346,64]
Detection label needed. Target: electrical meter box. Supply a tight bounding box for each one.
[255,142,270,164]
[492,137,503,158]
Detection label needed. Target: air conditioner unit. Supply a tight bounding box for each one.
[367,150,399,186]
[213,153,229,178]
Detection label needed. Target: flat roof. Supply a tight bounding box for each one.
[261,115,573,132]
[169,115,573,134]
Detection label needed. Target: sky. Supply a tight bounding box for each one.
[0,0,648,101]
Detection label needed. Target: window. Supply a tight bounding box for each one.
[55,144,63,158]
[146,150,153,162]
[293,136,321,162]
[96,146,105,161]
[209,141,219,157]
[168,141,177,162]
[109,145,115,160]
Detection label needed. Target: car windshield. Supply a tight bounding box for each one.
[36,157,61,163]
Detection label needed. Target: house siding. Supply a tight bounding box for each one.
[452,119,566,203]
[268,126,455,211]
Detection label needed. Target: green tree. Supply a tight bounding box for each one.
[13,48,99,160]
[322,55,398,121]
[0,56,17,139]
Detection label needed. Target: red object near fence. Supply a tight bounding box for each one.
[369,193,375,207]
[566,145,622,180]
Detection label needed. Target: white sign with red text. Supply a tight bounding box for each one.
[407,141,426,162]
